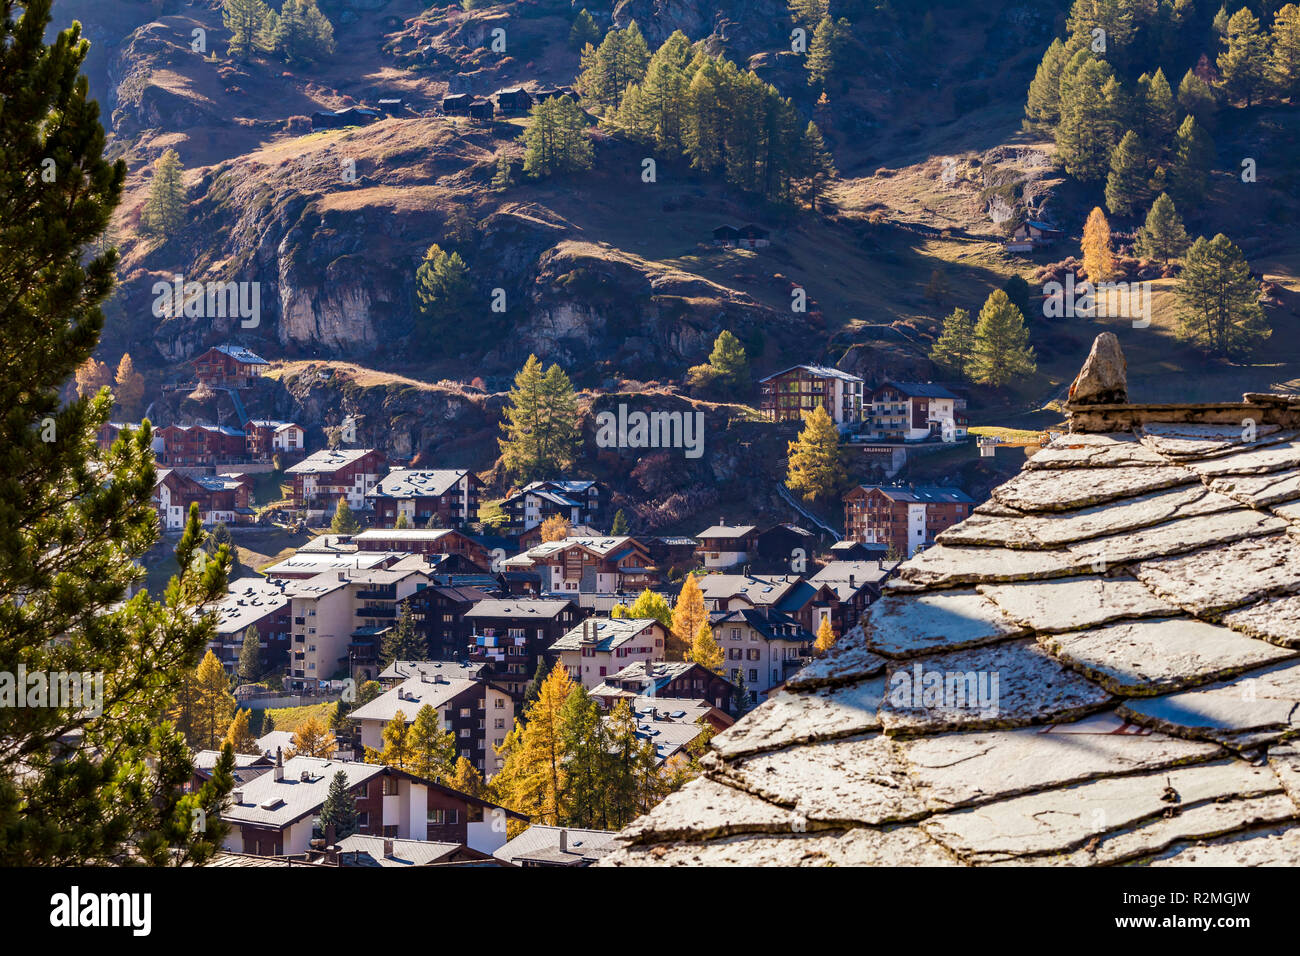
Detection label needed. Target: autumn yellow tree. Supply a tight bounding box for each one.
[814,617,836,654]
[407,703,456,783]
[74,356,112,399]
[288,715,337,759]
[490,664,575,825]
[448,755,486,799]
[669,575,708,661]
[611,588,673,630]
[540,513,571,542]
[786,405,845,502]
[114,352,145,416]
[688,620,724,673]
[365,709,409,768]
[1081,206,1115,283]
[192,649,236,749]
[224,708,261,754]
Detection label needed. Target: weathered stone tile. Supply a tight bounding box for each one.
[1025,434,1167,470]
[878,639,1111,736]
[714,735,927,826]
[1119,660,1300,746]
[922,759,1281,864]
[972,500,1025,518]
[1272,499,1300,524]
[861,589,1028,658]
[896,543,1090,588]
[785,625,886,690]
[618,776,811,845]
[1190,440,1300,477]
[1139,422,1288,460]
[938,485,1239,549]
[1133,533,1300,614]
[1265,741,1300,805]
[1209,469,1300,507]
[711,678,885,760]
[599,825,960,867]
[991,466,1197,513]
[1144,824,1300,865]
[978,576,1174,633]
[1042,618,1297,696]
[901,712,1221,811]
[1064,509,1284,567]
[1042,793,1297,866]
[1221,594,1300,649]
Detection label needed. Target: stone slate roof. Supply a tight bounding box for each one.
[604,372,1300,866]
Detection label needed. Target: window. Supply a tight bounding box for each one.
[459,707,471,718]
[749,669,758,682]
[494,698,505,709]
[382,777,399,796]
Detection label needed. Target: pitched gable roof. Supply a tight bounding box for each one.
[604,337,1300,867]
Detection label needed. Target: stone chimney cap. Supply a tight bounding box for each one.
[1067,333,1128,406]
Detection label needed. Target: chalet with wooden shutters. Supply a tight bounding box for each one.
[760,364,864,425]
[284,447,386,516]
[533,87,577,103]
[694,523,759,570]
[365,468,481,527]
[219,753,524,857]
[156,423,248,466]
[501,479,604,532]
[1004,219,1062,253]
[467,99,495,120]
[464,598,583,701]
[352,528,492,571]
[696,573,803,612]
[309,106,380,131]
[493,87,533,114]
[397,585,491,660]
[98,422,164,457]
[843,483,973,557]
[710,606,814,702]
[191,344,269,388]
[502,536,657,609]
[154,468,252,529]
[348,672,515,778]
[866,381,967,441]
[442,93,473,115]
[591,660,738,717]
[712,223,770,248]
[803,559,893,632]
[244,419,305,461]
[550,617,668,690]
[752,524,819,574]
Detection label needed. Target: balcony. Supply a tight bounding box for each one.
[357,606,396,618]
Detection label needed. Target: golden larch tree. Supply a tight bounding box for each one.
[669,575,708,661]
[814,617,836,654]
[114,352,145,416]
[1081,206,1115,283]
[224,708,261,755]
[689,620,725,673]
[540,513,571,542]
[491,664,575,824]
[192,649,236,750]
[288,714,337,759]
